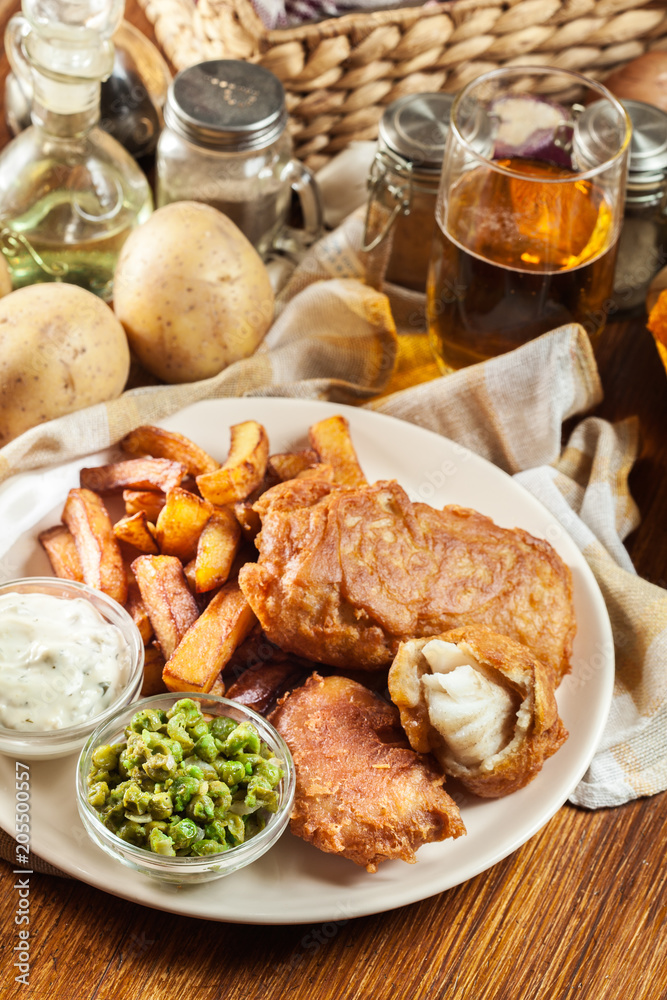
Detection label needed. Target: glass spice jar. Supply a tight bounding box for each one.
[156,60,323,259]
[362,93,453,294]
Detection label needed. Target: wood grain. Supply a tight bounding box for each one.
[0,2,666,997]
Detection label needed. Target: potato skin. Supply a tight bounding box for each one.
[0,283,130,446]
[113,202,275,384]
[0,256,11,298]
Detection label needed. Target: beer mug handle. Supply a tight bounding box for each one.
[273,159,324,258]
[289,159,323,244]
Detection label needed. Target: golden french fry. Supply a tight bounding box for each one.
[296,463,334,482]
[38,525,83,582]
[209,675,225,696]
[131,554,200,660]
[154,487,213,562]
[80,457,186,494]
[62,488,127,604]
[162,581,256,693]
[141,645,167,697]
[113,511,159,555]
[123,489,166,522]
[196,421,269,505]
[225,659,307,714]
[125,578,154,644]
[233,500,261,541]
[194,508,241,593]
[120,424,220,478]
[308,415,367,488]
[183,558,197,593]
[268,449,319,482]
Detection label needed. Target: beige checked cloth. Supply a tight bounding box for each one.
[0,211,666,879]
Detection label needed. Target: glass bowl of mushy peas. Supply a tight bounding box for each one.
[76,692,296,884]
[0,577,144,761]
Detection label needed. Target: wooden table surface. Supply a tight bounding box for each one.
[1,4,666,998]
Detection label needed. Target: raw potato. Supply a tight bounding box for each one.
[113,202,275,383]
[0,256,11,298]
[0,283,129,446]
[604,52,667,113]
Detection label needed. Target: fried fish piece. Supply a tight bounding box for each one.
[270,673,465,872]
[388,624,568,798]
[239,479,576,683]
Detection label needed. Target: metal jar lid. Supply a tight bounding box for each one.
[378,92,454,175]
[622,99,667,183]
[576,98,667,182]
[164,59,287,152]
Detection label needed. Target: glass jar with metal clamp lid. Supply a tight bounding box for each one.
[578,98,667,315]
[362,93,453,294]
[613,100,667,314]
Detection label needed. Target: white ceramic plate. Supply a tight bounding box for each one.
[0,398,614,924]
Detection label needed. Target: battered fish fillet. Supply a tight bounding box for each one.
[270,673,466,872]
[238,478,575,683]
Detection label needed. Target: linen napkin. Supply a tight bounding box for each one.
[0,212,665,885]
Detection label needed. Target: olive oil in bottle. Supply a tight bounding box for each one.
[0,0,152,301]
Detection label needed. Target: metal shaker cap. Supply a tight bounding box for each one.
[378,92,454,174]
[622,99,667,182]
[575,97,667,179]
[164,59,287,152]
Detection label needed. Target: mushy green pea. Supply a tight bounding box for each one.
[87,699,284,857]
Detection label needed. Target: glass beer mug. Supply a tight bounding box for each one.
[427,67,631,372]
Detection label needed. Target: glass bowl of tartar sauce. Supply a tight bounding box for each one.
[0,578,144,760]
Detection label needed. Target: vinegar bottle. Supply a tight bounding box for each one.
[0,0,153,301]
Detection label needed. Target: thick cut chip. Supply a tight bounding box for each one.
[194,508,241,593]
[196,421,269,505]
[125,577,154,644]
[296,463,334,482]
[38,525,83,582]
[62,488,127,604]
[123,489,166,522]
[209,675,225,696]
[132,554,200,660]
[113,511,159,555]
[270,673,466,872]
[154,487,213,562]
[268,449,319,482]
[80,457,186,494]
[141,645,167,697]
[308,415,367,488]
[120,424,220,478]
[225,658,307,715]
[233,499,261,541]
[162,581,257,693]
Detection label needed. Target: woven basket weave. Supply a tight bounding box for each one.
[139,0,667,168]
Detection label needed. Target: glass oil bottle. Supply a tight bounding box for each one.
[0,0,153,301]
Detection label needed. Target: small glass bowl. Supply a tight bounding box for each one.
[0,577,144,760]
[76,693,296,884]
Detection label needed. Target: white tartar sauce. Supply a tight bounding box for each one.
[0,593,129,731]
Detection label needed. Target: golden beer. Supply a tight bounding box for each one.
[427,158,619,371]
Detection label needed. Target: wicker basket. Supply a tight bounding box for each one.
[139,0,667,168]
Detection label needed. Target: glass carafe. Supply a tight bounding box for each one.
[0,0,153,301]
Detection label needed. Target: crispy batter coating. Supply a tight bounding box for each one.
[388,624,568,798]
[270,673,465,872]
[239,479,576,683]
